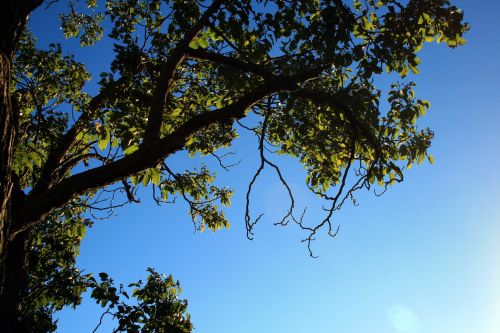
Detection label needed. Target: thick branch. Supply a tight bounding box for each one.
[29,77,125,198]
[186,48,274,79]
[18,71,319,232]
[143,0,224,143]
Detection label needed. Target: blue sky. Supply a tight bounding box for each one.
[28,1,500,332]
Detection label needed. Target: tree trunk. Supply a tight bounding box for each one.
[0,41,28,333]
[0,228,30,333]
[0,1,34,330]
[0,36,17,331]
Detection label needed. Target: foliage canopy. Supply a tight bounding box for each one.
[0,0,467,331]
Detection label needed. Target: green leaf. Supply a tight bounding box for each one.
[188,39,199,49]
[408,63,420,74]
[198,38,209,48]
[361,16,373,31]
[171,108,182,117]
[150,168,161,185]
[189,36,209,50]
[98,128,111,150]
[32,153,42,168]
[98,138,108,150]
[142,171,151,186]
[399,64,408,77]
[123,145,139,155]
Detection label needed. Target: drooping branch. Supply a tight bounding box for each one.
[245,100,295,239]
[244,115,267,239]
[294,138,357,257]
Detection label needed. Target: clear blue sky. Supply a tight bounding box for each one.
[29,1,500,332]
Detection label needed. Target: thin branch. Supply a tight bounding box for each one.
[294,138,357,257]
[245,100,295,238]
[92,308,112,333]
[244,117,266,238]
[209,151,240,171]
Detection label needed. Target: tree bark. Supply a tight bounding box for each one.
[0,1,42,330]
[0,53,27,333]
[0,228,30,333]
[0,40,20,333]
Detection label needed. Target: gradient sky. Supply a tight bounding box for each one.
[28,1,500,332]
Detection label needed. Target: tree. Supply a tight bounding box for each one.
[0,0,467,331]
